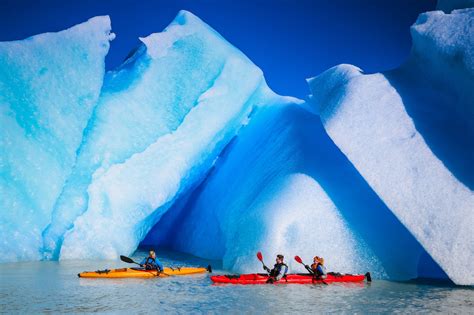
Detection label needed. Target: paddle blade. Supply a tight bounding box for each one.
[294,255,303,264]
[256,252,263,262]
[120,255,135,264]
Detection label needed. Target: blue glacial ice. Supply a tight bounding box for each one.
[0,17,114,262]
[42,10,251,259]
[0,7,472,286]
[308,8,474,285]
[143,102,447,280]
[52,11,279,260]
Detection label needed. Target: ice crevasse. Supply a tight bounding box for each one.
[0,7,472,286]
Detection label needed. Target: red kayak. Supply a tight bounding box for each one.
[211,272,371,285]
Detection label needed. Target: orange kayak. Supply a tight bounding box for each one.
[78,266,211,278]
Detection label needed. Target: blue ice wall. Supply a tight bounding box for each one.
[42,11,234,260]
[46,11,281,261]
[143,103,447,280]
[308,8,473,285]
[0,7,470,285]
[0,17,113,262]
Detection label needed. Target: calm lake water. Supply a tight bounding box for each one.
[1,250,472,313]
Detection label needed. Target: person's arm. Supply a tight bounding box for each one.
[139,258,146,266]
[155,258,164,272]
[316,265,325,275]
[263,264,271,273]
[304,264,314,274]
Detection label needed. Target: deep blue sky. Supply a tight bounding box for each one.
[0,0,436,98]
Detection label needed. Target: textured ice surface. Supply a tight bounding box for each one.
[0,7,471,285]
[0,17,113,262]
[56,11,276,260]
[42,11,244,259]
[144,103,447,280]
[225,172,378,274]
[408,8,474,180]
[308,9,474,285]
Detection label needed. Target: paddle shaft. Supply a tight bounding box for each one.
[257,252,271,275]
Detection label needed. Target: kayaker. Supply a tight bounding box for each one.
[264,254,288,283]
[310,256,327,278]
[140,250,164,272]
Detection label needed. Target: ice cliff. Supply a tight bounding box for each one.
[0,7,472,285]
[308,8,473,285]
[143,103,444,280]
[0,16,114,261]
[42,11,277,260]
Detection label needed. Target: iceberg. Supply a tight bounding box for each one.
[42,10,246,259]
[51,11,276,260]
[0,17,113,262]
[308,9,474,285]
[0,6,471,286]
[143,103,446,280]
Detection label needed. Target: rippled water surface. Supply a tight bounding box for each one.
[1,250,472,313]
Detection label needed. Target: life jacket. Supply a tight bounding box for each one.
[270,262,288,277]
[311,263,326,277]
[144,257,157,270]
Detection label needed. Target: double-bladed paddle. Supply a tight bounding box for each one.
[294,255,327,285]
[120,255,169,277]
